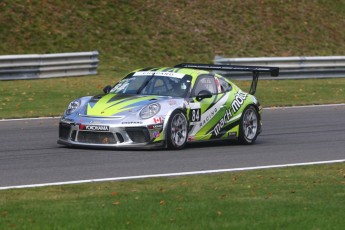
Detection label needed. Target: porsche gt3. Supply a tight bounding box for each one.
[58,63,279,149]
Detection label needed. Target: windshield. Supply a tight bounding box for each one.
[110,71,192,97]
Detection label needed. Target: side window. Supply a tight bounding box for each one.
[192,75,217,96]
[217,77,232,93]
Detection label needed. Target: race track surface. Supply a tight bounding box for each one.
[0,105,344,188]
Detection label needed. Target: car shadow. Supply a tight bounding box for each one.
[57,139,264,152]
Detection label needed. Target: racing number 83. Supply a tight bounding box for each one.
[190,108,201,122]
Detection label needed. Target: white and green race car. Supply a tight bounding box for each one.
[58,63,279,149]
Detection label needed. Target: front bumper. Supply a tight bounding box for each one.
[58,120,165,149]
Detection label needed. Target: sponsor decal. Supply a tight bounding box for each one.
[148,124,163,129]
[133,71,156,76]
[199,107,218,128]
[153,117,163,124]
[89,121,102,124]
[153,131,160,138]
[187,136,195,142]
[133,71,185,78]
[154,124,163,129]
[211,109,232,136]
[231,90,248,113]
[122,121,143,124]
[188,94,229,136]
[228,132,237,137]
[80,124,110,132]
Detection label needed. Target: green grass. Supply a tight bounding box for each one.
[1,1,344,69]
[1,76,344,119]
[0,1,344,229]
[0,71,125,119]
[1,0,344,118]
[1,163,344,229]
[236,78,345,107]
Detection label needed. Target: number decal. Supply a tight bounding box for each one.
[190,109,201,122]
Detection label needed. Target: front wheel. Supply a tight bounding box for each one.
[167,110,188,150]
[238,105,260,145]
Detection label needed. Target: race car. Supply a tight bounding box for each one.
[58,63,279,149]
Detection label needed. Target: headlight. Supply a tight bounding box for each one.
[139,103,161,119]
[65,99,81,115]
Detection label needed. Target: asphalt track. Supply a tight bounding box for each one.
[0,104,344,188]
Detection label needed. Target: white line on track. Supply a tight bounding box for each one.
[264,103,345,110]
[1,159,344,190]
[0,116,60,122]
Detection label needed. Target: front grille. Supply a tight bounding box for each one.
[77,131,116,144]
[126,127,150,143]
[59,123,71,140]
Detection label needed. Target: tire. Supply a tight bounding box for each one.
[167,110,188,150]
[238,105,260,145]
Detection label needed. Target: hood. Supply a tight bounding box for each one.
[85,94,167,116]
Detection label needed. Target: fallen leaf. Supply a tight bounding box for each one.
[111,192,119,196]
[112,201,120,205]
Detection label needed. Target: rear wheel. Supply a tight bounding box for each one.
[167,110,188,149]
[238,105,260,145]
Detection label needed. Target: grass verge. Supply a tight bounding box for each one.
[0,75,344,119]
[1,1,344,67]
[0,163,344,229]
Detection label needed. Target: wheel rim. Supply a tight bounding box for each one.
[243,108,258,140]
[170,113,187,147]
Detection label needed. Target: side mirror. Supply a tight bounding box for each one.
[103,85,112,94]
[196,90,212,101]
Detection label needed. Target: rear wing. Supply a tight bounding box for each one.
[174,63,279,95]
